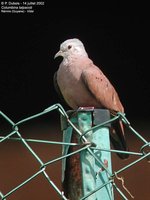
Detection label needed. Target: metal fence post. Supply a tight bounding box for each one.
[61,108,114,200]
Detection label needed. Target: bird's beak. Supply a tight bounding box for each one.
[54,50,63,59]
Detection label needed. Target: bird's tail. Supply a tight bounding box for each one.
[110,115,129,159]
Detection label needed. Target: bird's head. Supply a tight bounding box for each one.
[54,38,88,60]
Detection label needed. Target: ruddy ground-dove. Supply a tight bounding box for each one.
[54,38,128,159]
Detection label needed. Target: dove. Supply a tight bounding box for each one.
[54,38,129,159]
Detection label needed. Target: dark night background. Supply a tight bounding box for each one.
[1,3,150,122]
[0,3,150,200]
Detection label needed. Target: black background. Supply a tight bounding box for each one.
[0,3,150,200]
[1,3,149,122]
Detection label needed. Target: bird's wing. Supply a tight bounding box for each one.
[81,65,129,159]
[81,65,124,112]
[53,71,69,107]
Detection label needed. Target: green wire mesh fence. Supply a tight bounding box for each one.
[0,103,150,200]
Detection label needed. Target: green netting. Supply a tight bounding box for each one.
[0,104,149,200]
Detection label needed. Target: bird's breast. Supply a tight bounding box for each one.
[57,63,100,109]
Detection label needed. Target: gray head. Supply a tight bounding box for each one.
[54,38,88,59]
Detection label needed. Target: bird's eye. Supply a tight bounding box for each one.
[68,45,72,49]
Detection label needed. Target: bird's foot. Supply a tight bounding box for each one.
[77,107,95,111]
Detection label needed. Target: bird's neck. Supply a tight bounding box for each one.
[62,53,88,66]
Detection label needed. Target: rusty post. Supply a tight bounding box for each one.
[61,108,114,200]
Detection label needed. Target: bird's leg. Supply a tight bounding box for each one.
[77,106,95,112]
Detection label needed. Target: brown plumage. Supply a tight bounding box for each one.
[54,38,129,159]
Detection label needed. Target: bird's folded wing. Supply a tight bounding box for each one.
[53,71,68,106]
[81,65,124,112]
